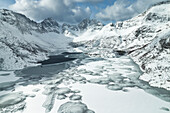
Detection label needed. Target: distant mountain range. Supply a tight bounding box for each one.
[0,9,103,34]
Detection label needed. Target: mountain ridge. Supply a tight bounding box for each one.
[0,9,103,34]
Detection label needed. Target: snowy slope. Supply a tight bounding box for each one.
[122,1,170,90]
[0,19,73,70]
[73,1,170,90]
[0,10,73,70]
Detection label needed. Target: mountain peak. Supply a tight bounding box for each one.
[141,1,170,23]
[151,0,170,7]
[0,9,31,23]
[78,18,103,30]
[41,17,59,27]
[0,9,13,14]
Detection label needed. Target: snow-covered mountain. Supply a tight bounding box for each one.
[0,9,103,70]
[73,1,170,90]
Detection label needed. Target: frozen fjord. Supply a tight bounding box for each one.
[0,53,170,113]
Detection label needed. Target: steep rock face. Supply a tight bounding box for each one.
[0,9,62,34]
[0,19,48,70]
[160,37,170,49]
[41,18,60,33]
[62,23,79,32]
[0,9,46,34]
[78,18,103,30]
[62,23,79,37]
[0,37,47,70]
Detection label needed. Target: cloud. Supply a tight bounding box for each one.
[95,0,164,22]
[9,0,102,23]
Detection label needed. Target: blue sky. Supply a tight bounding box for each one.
[0,0,15,8]
[0,0,164,24]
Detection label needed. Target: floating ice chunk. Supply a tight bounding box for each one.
[91,72,101,76]
[57,94,67,100]
[58,102,95,113]
[32,88,40,92]
[69,94,82,100]
[0,81,15,91]
[43,93,55,113]
[0,92,26,108]
[72,76,86,81]
[107,85,123,91]
[26,94,36,98]
[72,89,81,93]
[88,77,110,85]
[88,79,101,84]
[56,87,71,95]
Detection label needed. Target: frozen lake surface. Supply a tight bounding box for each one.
[0,53,170,113]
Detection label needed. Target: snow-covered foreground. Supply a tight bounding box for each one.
[68,83,170,113]
[0,54,170,113]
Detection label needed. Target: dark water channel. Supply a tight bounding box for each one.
[10,52,84,87]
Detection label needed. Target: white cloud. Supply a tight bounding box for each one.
[9,0,98,23]
[95,0,164,22]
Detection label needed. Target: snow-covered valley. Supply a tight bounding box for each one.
[0,1,170,113]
